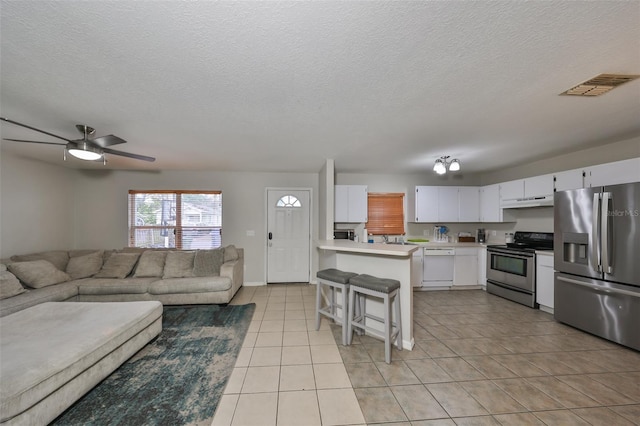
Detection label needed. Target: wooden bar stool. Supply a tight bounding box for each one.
[347,274,402,363]
[316,268,358,345]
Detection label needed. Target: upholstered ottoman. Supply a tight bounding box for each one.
[0,301,162,425]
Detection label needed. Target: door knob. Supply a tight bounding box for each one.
[268,232,272,240]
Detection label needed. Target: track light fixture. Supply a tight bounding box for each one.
[433,156,460,175]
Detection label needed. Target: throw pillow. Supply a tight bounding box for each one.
[163,251,196,278]
[134,251,168,277]
[94,252,141,279]
[10,250,70,271]
[66,250,104,279]
[223,245,239,263]
[7,260,71,289]
[0,269,26,299]
[193,249,224,277]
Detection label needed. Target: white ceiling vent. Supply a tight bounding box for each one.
[561,74,640,96]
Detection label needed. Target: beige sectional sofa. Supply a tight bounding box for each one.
[0,245,244,425]
[0,245,244,317]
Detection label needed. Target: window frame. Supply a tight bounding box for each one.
[365,192,405,235]
[128,190,222,249]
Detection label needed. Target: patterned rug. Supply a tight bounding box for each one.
[52,303,255,426]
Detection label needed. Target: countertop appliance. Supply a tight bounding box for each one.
[554,183,640,351]
[334,229,355,240]
[419,247,455,289]
[486,231,554,308]
[477,228,486,243]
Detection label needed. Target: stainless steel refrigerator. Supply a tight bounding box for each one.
[554,182,640,351]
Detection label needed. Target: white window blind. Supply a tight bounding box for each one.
[128,190,222,249]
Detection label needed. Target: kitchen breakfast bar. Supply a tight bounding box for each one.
[316,240,419,350]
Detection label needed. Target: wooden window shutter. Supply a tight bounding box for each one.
[366,193,405,235]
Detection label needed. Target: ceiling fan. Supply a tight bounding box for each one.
[0,117,155,162]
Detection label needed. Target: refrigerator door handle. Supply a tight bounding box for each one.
[557,275,640,298]
[591,192,602,273]
[601,191,612,274]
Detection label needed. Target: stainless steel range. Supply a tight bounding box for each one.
[486,231,554,308]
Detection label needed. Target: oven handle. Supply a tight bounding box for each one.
[487,249,534,259]
[557,276,640,298]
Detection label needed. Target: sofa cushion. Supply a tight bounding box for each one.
[76,278,155,295]
[163,251,195,278]
[7,260,71,289]
[0,269,26,300]
[94,252,140,279]
[193,249,224,277]
[224,245,239,263]
[66,251,104,279]
[148,276,232,295]
[134,251,168,278]
[0,282,78,318]
[10,251,69,272]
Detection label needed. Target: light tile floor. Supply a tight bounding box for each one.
[213,285,640,426]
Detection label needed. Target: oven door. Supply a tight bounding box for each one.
[487,248,534,292]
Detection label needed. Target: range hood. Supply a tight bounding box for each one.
[501,195,554,209]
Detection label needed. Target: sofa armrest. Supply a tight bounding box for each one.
[220,249,243,297]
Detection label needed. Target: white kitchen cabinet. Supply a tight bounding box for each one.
[524,174,554,198]
[536,253,554,313]
[477,247,487,286]
[554,168,584,192]
[411,186,439,222]
[439,187,459,222]
[499,179,525,202]
[453,248,478,287]
[479,184,501,222]
[458,187,480,222]
[334,185,367,222]
[584,157,640,187]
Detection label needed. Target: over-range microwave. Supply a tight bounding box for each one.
[334,229,355,240]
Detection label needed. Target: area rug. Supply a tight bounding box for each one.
[52,303,255,426]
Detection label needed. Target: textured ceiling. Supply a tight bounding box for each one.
[1,1,639,173]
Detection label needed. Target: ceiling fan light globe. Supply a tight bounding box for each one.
[66,142,103,161]
[449,159,460,171]
[433,159,446,174]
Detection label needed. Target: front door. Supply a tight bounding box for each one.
[266,189,311,283]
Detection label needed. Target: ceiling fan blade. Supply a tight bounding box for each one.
[92,134,127,148]
[3,138,66,146]
[0,117,73,142]
[103,147,155,162]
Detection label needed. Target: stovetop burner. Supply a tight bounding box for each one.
[488,231,554,252]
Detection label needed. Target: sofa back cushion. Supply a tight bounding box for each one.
[134,251,168,278]
[0,265,27,299]
[66,250,104,279]
[10,250,69,272]
[193,249,224,277]
[223,245,239,263]
[163,251,196,278]
[94,252,141,279]
[7,260,71,288]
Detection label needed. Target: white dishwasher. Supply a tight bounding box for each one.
[420,248,455,289]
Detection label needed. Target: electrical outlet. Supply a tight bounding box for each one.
[423,229,429,237]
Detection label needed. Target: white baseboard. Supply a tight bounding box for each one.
[242,281,266,287]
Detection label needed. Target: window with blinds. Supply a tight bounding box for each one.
[366,193,405,235]
[128,190,222,249]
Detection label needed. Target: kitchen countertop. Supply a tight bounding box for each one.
[316,240,419,256]
[535,250,554,256]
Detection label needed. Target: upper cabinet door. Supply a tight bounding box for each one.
[585,158,640,187]
[414,186,439,222]
[438,187,459,222]
[499,179,525,201]
[458,187,480,222]
[524,174,554,198]
[334,185,368,222]
[554,169,584,192]
[480,184,502,222]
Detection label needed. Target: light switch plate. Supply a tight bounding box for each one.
[246,230,255,237]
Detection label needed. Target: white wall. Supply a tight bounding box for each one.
[72,169,319,284]
[0,152,76,257]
